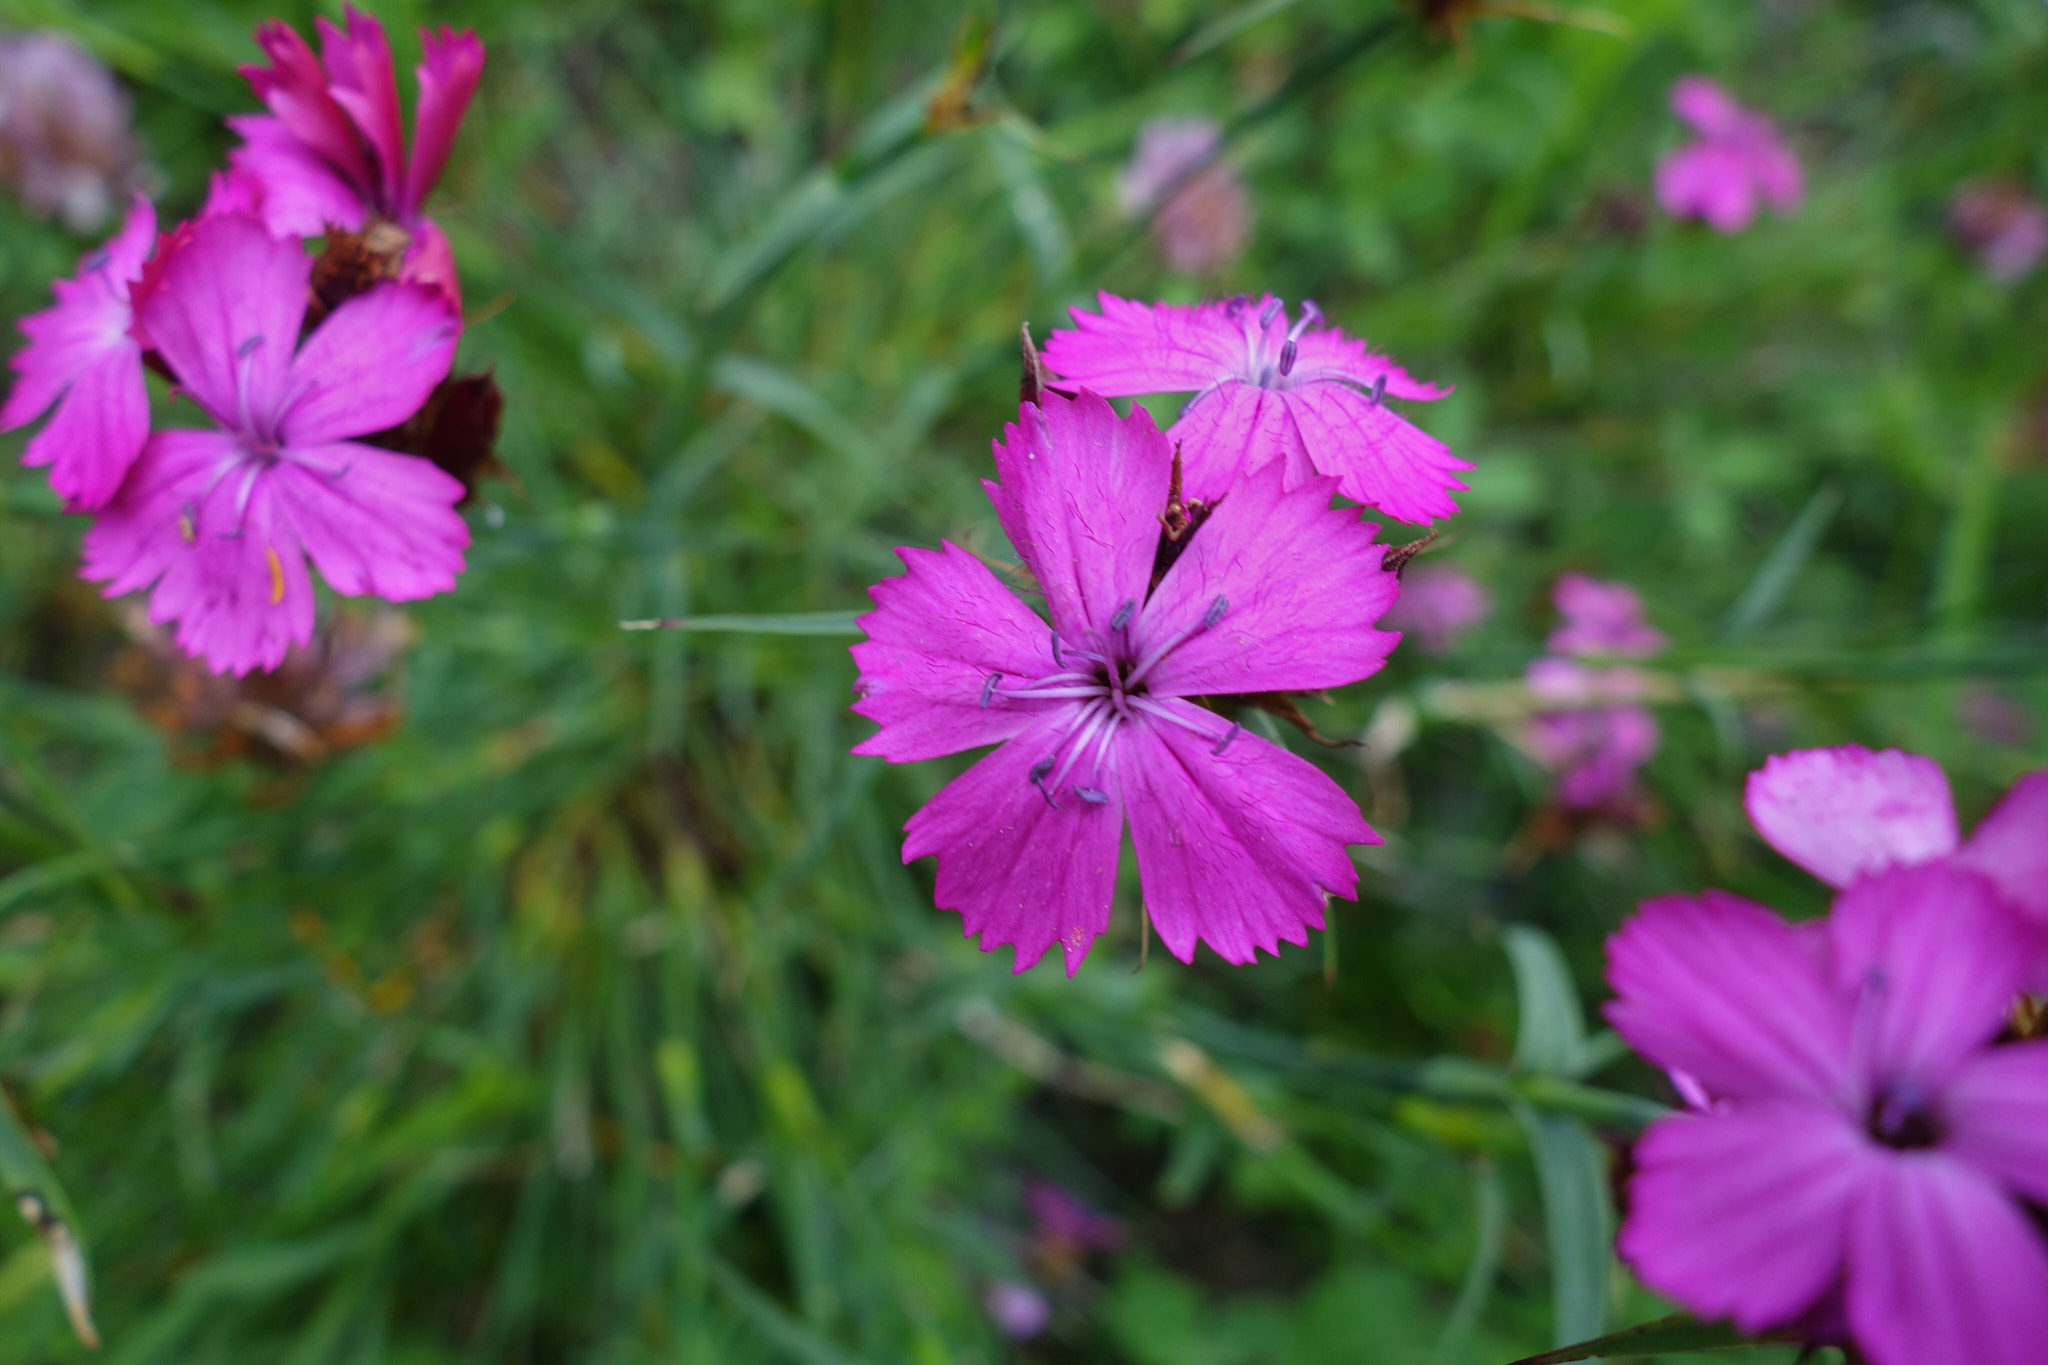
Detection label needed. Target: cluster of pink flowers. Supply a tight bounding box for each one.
[1521,573,1665,812]
[1608,745,2048,1365]
[1655,76,1803,233]
[851,293,1469,972]
[2,7,485,676]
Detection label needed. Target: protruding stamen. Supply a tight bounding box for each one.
[1074,786,1110,805]
[1180,377,1228,415]
[82,248,111,273]
[1203,595,1229,628]
[266,547,286,605]
[1028,757,1060,809]
[1277,340,1296,377]
[1369,373,1387,406]
[178,504,197,544]
[1123,595,1230,691]
[1109,599,1135,631]
[1259,298,1282,328]
[1285,300,1322,342]
[1213,722,1242,755]
[1050,632,1062,666]
[980,674,1002,708]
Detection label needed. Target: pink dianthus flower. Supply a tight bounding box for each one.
[1547,573,1664,659]
[1382,564,1489,654]
[1606,861,2048,1365]
[852,391,1397,973]
[1117,118,1253,275]
[1655,76,1802,233]
[227,5,483,304]
[2,193,157,510]
[1041,293,1464,525]
[1521,577,1665,810]
[81,214,469,676]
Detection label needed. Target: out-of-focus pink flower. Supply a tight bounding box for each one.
[851,391,1396,973]
[1606,860,2048,1365]
[1383,564,1489,654]
[1744,746,2048,968]
[0,32,144,231]
[1117,117,1252,275]
[1024,1180,1123,1252]
[1547,574,1665,658]
[81,214,468,676]
[1655,76,1802,233]
[983,1280,1050,1339]
[1524,702,1660,810]
[1042,293,1464,524]
[227,5,482,304]
[1948,181,2048,283]
[1956,686,2034,748]
[2,194,156,511]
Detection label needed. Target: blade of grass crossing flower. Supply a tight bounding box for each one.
[1512,1102,1613,1348]
[1505,926,1588,1078]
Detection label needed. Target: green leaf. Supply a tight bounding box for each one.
[1505,926,1588,1077]
[1506,1311,1783,1363]
[1721,481,1844,638]
[1512,1104,1612,1347]
[619,612,863,636]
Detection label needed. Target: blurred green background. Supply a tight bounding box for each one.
[1,0,2045,1360]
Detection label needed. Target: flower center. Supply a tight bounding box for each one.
[1181,296,1389,417]
[1866,1080,1943,1150]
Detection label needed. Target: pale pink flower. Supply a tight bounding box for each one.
[1522,578,1666,810]
[1655,76,1803,233]
[852,391,1397,973]
[0,32,144,231]
[1607,860,2048,1365]
[1,193,156,510]
[1117,117,1252,275]
[1042,293,1464,524]
[1547,573,1665,658]
[1382,564,1488,654]
[1948,181,2048,283]
[81,214,467,676]
[983,1281,1049,1339]
[227,5,483,304]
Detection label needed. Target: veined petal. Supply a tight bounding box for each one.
[852,542,1064,763]
[1940,1043,2048,1208]
[239,19,374,192]
[282,282,459,446]
[19,346,148,511]
[1285,329,1449,400]
[1744,746,1958,889]
[902,708,1124,976]
[985,390,1166,642]
[3,193,153,429]
[271,443,468,601]
[135,214,309,430]
[1123,698,1373,965]
[403,26,485,217]
[1954,770,2048,928]
[1845,1154,2048,1365]
[1279,382,1468,524]
[1165,383,1298,504]
[1826,863,2033,1091]
[1040,293,1243,395]
[81,430,315,676]
[226,116,371,239]
[1140,459,1398,699]
[317,5,406,210]
[1618,1104,1868,1334]
[1604,890,1851,1104]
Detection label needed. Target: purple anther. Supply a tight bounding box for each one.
[1224,294,1249,319]
[1110,599,1135,631]
[1202,596,1229,628]
[238,334,264,357]
[1050,633,1063,666]
[82,249,110,273]
[1259,298,1283,328]
[1277,340,1296,377]
[1212,722,1242,755]
[1028,757,1061,808]
[1074,786,1110,805]
[1368,373,1387,406]
[980,673,1002,708]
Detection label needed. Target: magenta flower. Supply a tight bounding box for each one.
[2,193,156,511]
[1655,76,1803,233]
[852,391,1397,973]
[1948,181,2048,283]
[1523,690,1660,810]
[81,214,468,677]
[228,5,483,303]
[1606,864,2048,1365]
[1040,293,1465,525]
[1382,564,1489,654]
[1547,573,1664,658]
[1746,745,2048,953]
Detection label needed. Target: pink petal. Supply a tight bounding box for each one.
[1744,746,1959,889]
[281,282,459,446]
[135,214,310,428]
[1548,705,1659,808]
[226,116,372,238]
[1287,329,1450,401]
[1166,383,1297,504]
[1603,890,1852,1104]
[1139,459,1399,698]
[1548,574,1665,658]
[398,217,463,311]
[984,391,1167,642]
[1750,139,1804,213]
[1618,1103,1868,1333]
[1669,76,1745,138]
[271,443,469,601]
[1941,1043,2048,1208]
[1846,1154,2048,1365]
[239,19,374,193]
[1954,770,2048,927]
[1122,699,1372,965]
[403,26,484,217]
[317,5,406,210]
[18,346,148,511]
[1039,293,1245,394]
[1656,143,1760,233]
[852,541,1069,762]
[201,165,266,218]
[81,430,317,676]
[1279,382,1468,524]
[1826,862,2034,1089]
[901,707,1125,975]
